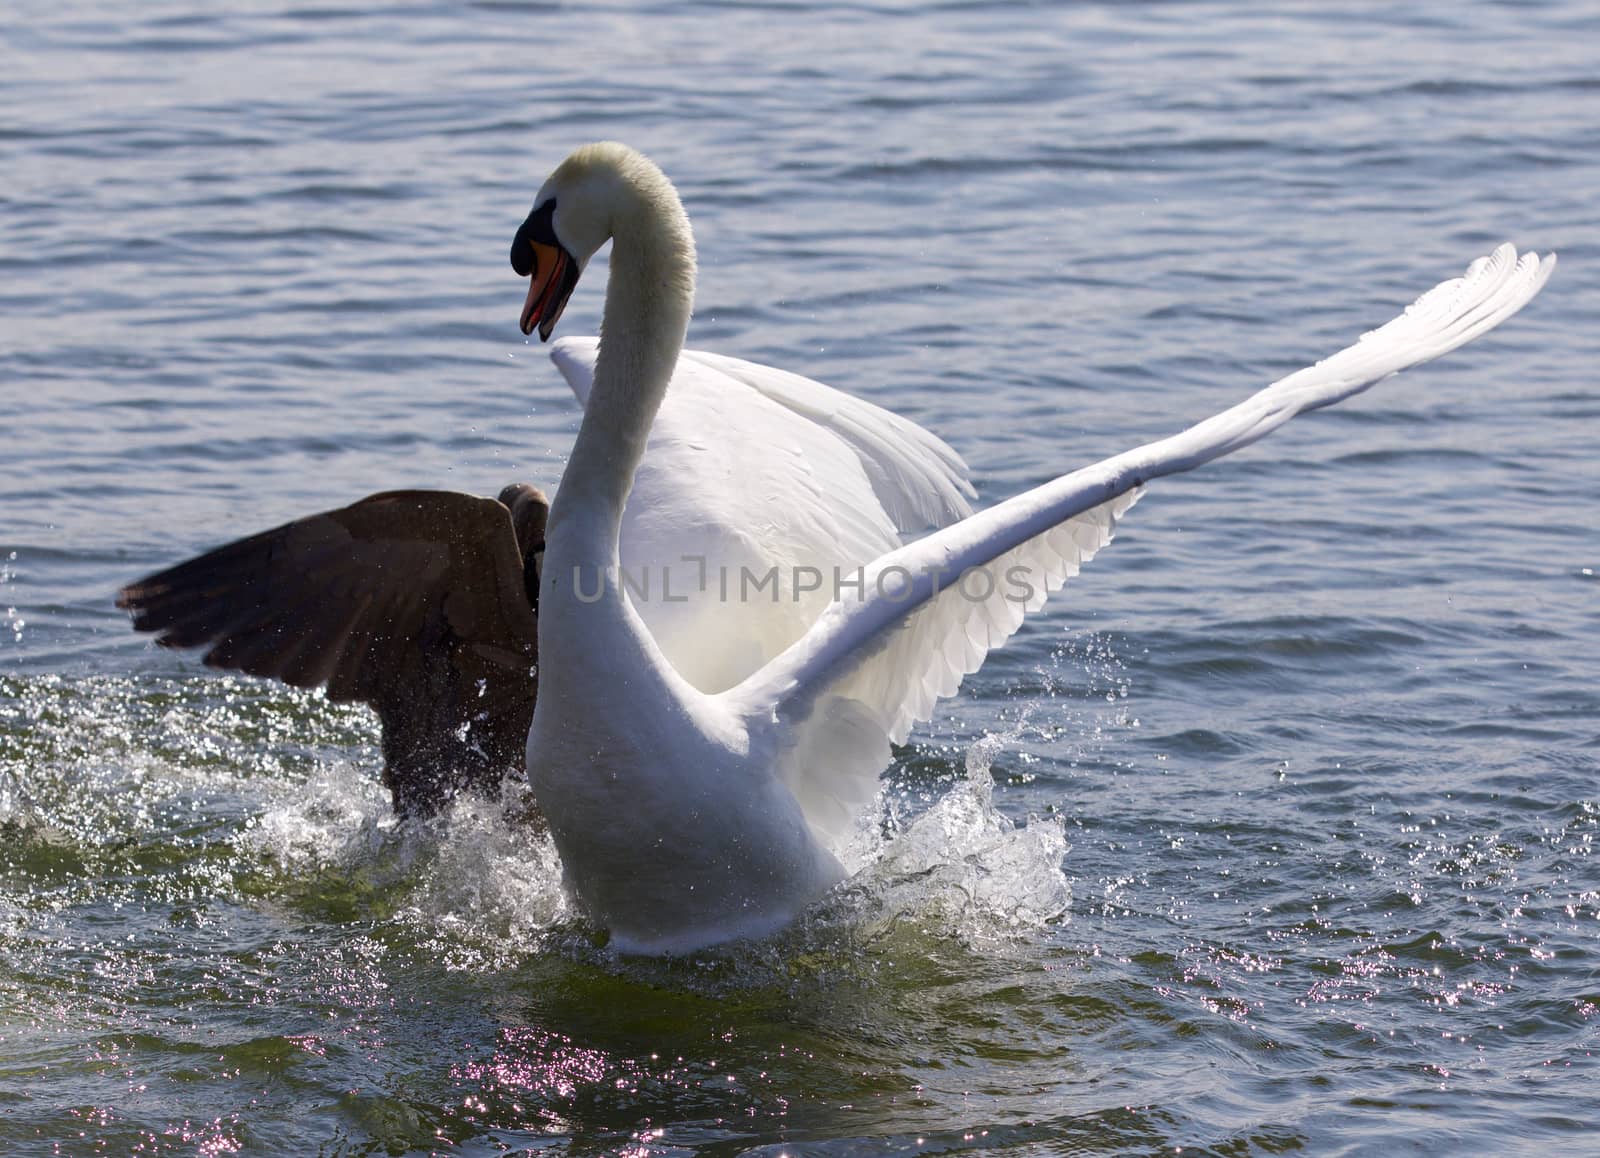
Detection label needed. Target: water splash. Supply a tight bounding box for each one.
[837,732,1072,948]
[396,785,572,962]
[3,664,1074,996]
[241,760,393,874]
[1,551,21,650]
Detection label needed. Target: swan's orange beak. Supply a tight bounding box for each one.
[511,201,582,341]
[517,240,578,341]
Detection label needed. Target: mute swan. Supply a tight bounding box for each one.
[513,141,1553,954]
[119,351,975,816]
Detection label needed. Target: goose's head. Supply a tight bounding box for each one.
[498,482,549,611]
[510,142,691,340]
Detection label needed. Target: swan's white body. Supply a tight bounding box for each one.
[518,142,1553,954]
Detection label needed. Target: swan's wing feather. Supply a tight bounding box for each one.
[119,491,540,816]
[674,347,975,530]
[549,336,975,691]
[551,337,975,534]
[730,245,1554,848]
[550,338,597,407]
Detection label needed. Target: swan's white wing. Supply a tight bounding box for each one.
[674,348,974,530]
[549,337,975,692]
[729,245,1555,849]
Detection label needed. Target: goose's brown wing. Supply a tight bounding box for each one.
[118,489,540,817]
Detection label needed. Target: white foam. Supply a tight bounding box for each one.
[232,723,1070,969]
[398,784,572,958]
[241,759,395,873]
[835,732,1072,947]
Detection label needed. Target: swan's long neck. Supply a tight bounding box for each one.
[547,163,691,566]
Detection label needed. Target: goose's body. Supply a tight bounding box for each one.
[513,142,1553,954]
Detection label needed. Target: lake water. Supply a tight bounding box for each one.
[3,1,1598,1154]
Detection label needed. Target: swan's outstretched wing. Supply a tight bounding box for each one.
[730,245,1555,847]
[549,337,975,691]
[118,490,542,817]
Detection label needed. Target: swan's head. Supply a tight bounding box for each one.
[510,142,691,340]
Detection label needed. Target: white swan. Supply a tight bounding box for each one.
[116,353,972,815]
[115,333,975,818]
[513,141,1554,954]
